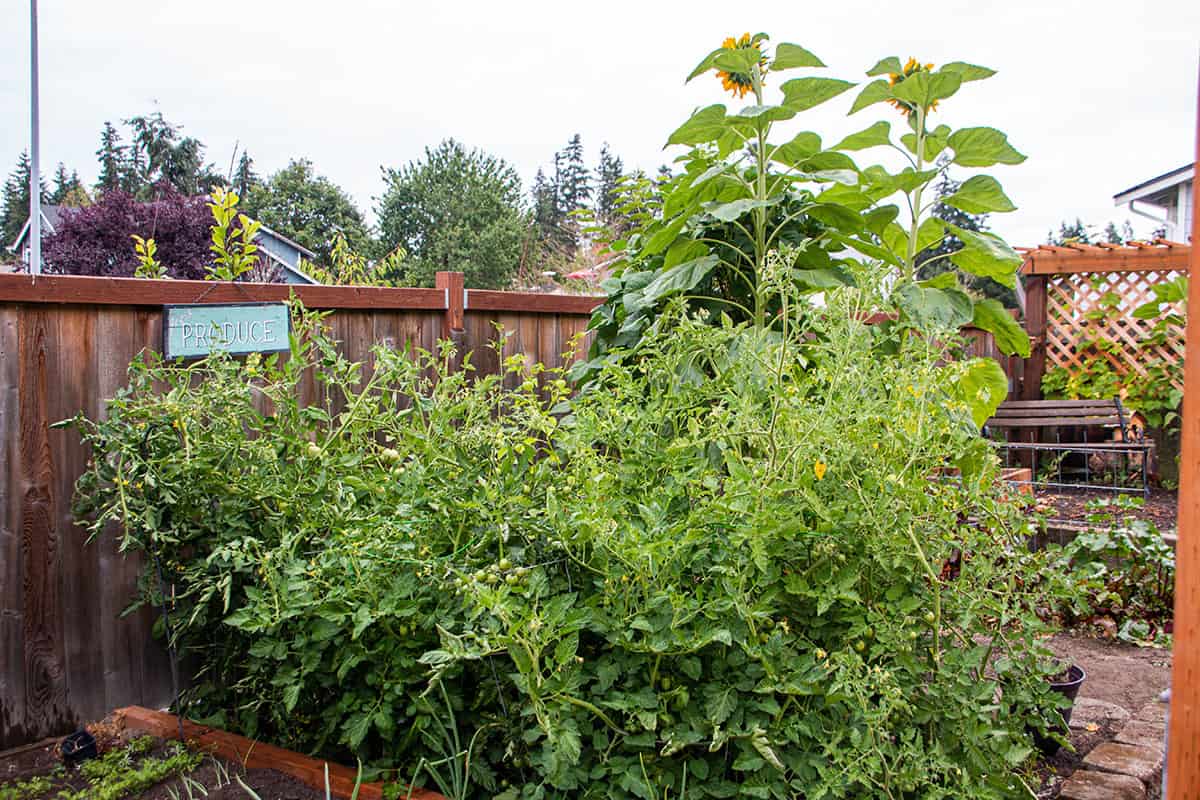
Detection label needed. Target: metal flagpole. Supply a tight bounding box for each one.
[29,0,41,276]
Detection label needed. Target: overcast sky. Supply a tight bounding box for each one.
[1,0,1196,248]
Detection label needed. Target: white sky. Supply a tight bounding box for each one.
[1,0,1196,248]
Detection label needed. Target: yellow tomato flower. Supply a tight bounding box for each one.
[814,461,828,481]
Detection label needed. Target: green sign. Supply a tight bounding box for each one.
[164,303,290,359]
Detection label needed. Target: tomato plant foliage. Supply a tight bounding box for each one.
[63,34,1064,800]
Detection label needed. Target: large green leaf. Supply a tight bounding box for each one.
[687,48,727,82]
[806,203,863,232]
[667,105,729,147]
[793,267,855,290]
[971,298,1031,357]
[954,358,1010,427]
[943,175,1016,214]
[895,282,974,330]
[769,132,822,167]
[642,216,688,256]
[640,255,721,305]
[900,124,950,162]
[663,239,709,270]
[781,78,856,111]
[949,226,1022,287]
[704,197,777,222]
[915,217,947,252]
[849,79,891,114]
[833,121,891,151]
[939,62,996,82]
[866,57,902,77]
[948,127,1026,167]
[713,48,763,75]
[890,71,962,110]
[729,104,797,124]
[773,43,825,70]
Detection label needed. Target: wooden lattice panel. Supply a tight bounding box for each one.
[1045,269,1186,391]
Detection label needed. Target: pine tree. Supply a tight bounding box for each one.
[531,168,559,244]
[49,164,88,206]
[1,151,48,249]
[233,151,259,198]
[555,134,591,217]
[96,121,126,194]
[595,143,624,228]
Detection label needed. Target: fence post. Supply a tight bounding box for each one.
[1165,76,1200,800]
[435,271,466,372]
[1021,273,1047,401]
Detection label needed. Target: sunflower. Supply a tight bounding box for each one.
[715,32,768,99]
[887,57,937,116]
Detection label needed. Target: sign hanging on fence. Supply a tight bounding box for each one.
[163,303,290,359]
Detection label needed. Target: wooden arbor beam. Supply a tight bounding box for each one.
[1166,75,1200,800]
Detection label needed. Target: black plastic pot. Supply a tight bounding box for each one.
[61,730,97,765]
[1034,664,1087,754]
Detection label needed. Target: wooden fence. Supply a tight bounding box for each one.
[0,271,1022,749]
[0,272,598,749]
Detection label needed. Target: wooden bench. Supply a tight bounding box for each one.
[984,399,1153,497]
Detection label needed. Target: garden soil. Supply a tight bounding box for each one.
[1035,487,1178,531]
[0,734,324,800]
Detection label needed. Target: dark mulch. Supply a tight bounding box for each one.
[1033,486,1178,531]
[0,732,324,800]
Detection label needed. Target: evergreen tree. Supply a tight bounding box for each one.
[595,143,624,228]
[531,168,559,244]
[49,164,88,206]
[1048,218,1091,245]
[1,151,48,250]
[555,134,591,217]
[122,112,222,198]
[233,151,259,198]
[96,121,126,194]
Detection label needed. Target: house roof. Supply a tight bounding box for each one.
[1113,164,1194,207]
[8,204,65,251]
[256,224,318,260]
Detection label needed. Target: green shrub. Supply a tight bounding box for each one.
[64,277,1063,798]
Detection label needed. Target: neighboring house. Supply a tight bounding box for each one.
[253,225,318,285]
[1113,164,1194,242]
[7,204,64,270]
[7,204,318,284]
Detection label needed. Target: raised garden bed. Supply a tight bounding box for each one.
[0,708,444,800]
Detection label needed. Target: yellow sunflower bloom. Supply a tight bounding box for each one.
[714,32,768,99]
[887,57,938,117]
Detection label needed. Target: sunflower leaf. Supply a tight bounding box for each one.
[939,62,996,83]
[773,43,825,70]
[687,48,728,82]
[948,127,1026,167]
[781,78,856,111]
[666,105,729,147]
[849,79,892,114]
[866,57,902,77]
[833,121,892,151]
[943,175,1016,214]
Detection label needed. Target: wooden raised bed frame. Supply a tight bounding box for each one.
[118,706,446,800]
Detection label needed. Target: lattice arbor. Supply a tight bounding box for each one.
[1020,241,1191,400]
